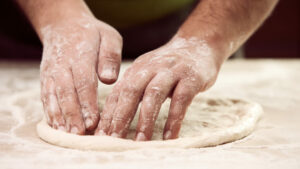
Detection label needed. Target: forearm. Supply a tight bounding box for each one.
[177,0,278,61]
[16,0,93,40]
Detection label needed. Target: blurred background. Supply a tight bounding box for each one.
[0,0,299,61]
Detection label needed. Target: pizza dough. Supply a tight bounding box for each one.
[37,86,263,151]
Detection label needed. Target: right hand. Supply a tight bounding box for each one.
[40,14,122,135]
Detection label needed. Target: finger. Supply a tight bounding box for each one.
[41,77,66,131]
[94,82,121,136]
[135,71,177,141]
[109,70,154,138]
[72,63,100,131]
[163,80,197,140]
[95,68,132,135]
[97,34,122,84]
[55,68,85,135]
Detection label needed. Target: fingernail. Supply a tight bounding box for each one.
[136,132,147,141]
[111,132,121,138]
[101,65,115,79]
[58,126,66,132]
[85,118,93,128]
[164,130,172,140]
[70,126,79,134]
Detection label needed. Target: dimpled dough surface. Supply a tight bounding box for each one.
[37,84,263,151]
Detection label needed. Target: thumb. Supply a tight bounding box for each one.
[97,34,122,84]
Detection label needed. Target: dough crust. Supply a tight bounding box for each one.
[37,91,263,151]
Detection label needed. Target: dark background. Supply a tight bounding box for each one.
[0,0,299,61]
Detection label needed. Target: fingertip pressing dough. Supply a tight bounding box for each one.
[37,90,263,151]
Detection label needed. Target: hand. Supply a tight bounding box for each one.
[95,36,222,140]
[40,15,122,135]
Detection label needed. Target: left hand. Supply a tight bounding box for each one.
[95,36,223,141]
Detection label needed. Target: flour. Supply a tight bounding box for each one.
[1,61,299,169]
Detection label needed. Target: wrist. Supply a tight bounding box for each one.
[171,30,229,70]
[176,28,229,57]
[17,0,94,40]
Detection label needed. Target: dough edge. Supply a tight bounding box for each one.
[36,98,263,151]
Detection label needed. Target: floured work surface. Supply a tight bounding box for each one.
[1,60,300,169]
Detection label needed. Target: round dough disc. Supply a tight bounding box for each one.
[37,89,263,151]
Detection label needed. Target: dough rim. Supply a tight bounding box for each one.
[36,98,263,151]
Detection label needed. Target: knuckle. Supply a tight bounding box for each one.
[146,86,163,99]
[173,92,190,103]
[102,52,121,64]
[72,71,97,94]
[76,81,92,94]
[57,88,71,98]
[141,116,154,125]
[75,82,87,93]
[113,116,127,122]
[123,85,140,97]
[64,110,73,117]
[112,115,130,127]
[64,110,80,119]
[56,87,76,104]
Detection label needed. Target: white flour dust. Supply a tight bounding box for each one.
[1,61,300,169]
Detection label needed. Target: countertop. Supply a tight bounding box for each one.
[0,59,299,169]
